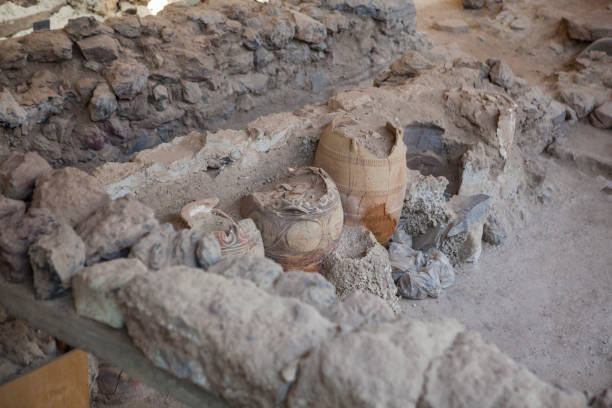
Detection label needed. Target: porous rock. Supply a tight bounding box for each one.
[29,222,86,300]
[420,331,587,408]
[0,152,52,200]
[0,208,60,282]
[76,195,158,265]
[400,171,450,237]
[322,226,398,310]
[73,258,147,328]
[106,59,149,100]
[207,254,282,290]
[288,318,464,407]
[129,223,176,270]
[31,167,110,227]
[118,267,336,407]
[0,320,56,367]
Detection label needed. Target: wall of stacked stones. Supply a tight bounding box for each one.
[0,0,423,168]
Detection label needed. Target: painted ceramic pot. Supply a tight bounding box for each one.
[240,167,344,272]
[313,118,407,245]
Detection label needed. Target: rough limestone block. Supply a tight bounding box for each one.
[21,30,73,62]
[329,290,396,331]
[29,222,86,300]
[420,331,587,408]
[292,11,327,44]
[590,102,612,129]
[76,195,158,265]
[207,254,282,290]
[288,318,464,407]
[246,112,309,153]
[0,90,27,128]
[106,59,149,100]
[77,34,119,63]
[0,152,52,200]
[31,167,110,227]
[89,83,118,122]
[0,208,60,282]
[118,267,336,407]
[73,258,147,328]
[272,270,339,318]
[0,194,26,220]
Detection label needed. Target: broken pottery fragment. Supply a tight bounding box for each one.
[179,197,220,228]
[241,167,343,272]
[117,267,336,407]
[322,225,398,310]
[73,258,147,328]
[29,222,86,300]
[314,118,407,245]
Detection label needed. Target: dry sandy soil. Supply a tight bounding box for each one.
[405,0,612,395]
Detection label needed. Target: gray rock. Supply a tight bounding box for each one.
[311,71,327,94]
[255,46,275,70]
[0,194,25,221]
[292,11,327,44]
[118,267,336,407]
[322,226,398,310]
[73,258,147,328]
[489,60,515,90]
[195,233,222,269]
[324,0,416,25]
[446,194,492,237]
[0,152,52,200]
[482,214,507,246]
[31,167,110,227]
[77,35,119,63]
[564,12,612,42]
[22,30,72,62]
[0,208,60,282]
[128,223,176,270]
[89,83,118,122]
[434,19,470,33]
[389,51,434,76]
[420,331,587,408]
[590,101,612,129]
[462,0,485,9]
[76,195,158,265]
[181,81,202,104]
[288,318,464,407]
[0,90,27,128]
[560,86,597,119]
[106,59,149,100]
[272,270,339,317]
[207,254,282,290]
[108,15,141,38]
[29,222,86,300]
[64,16,110,40]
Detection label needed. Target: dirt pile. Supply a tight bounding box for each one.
[0,0,424,168]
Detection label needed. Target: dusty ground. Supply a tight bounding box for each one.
[404,0,612,395]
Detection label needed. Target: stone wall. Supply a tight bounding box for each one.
[0,0,424,168]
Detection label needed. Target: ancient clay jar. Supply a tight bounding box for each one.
[240,167,344,272]
[313,118,407,245]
